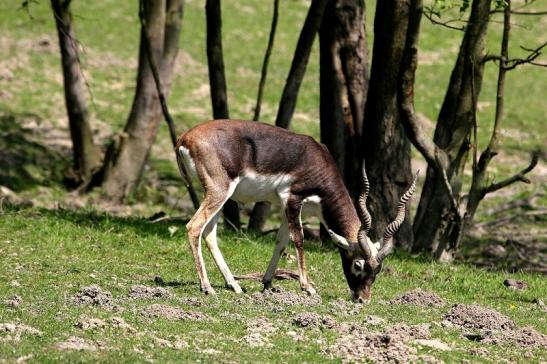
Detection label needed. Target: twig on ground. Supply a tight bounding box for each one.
[235,269,300,281]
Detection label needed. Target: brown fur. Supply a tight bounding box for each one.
[176,120,378,299]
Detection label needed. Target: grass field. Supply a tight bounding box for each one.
[0,0,546,362]
[1,205,546,363]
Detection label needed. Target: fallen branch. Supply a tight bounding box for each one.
[235,269,300,281]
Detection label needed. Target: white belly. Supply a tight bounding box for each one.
[231,171,294,204]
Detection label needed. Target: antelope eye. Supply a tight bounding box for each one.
[353,260,364,271]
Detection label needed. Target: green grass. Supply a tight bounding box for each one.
[0,2,545,361]
[0,205,545,362]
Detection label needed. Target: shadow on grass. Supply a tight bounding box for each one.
[0,113,69,191]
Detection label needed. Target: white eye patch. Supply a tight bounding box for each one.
[351,259,367,278]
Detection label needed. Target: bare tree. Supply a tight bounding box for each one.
[319,0,369,199]
[410,0,492,257]
[101,0,183,202]
[275,0,330,129]
[362,0,414,249]
[51,0,101,186]
[205,0,240,230]
[137,0,200,210]
[247,0,329,232]
[247,0,280,233]
[399,0,539,259]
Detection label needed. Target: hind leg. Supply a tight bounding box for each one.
[203,212,242,293]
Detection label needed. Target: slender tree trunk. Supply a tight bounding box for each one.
[248,0,328,232]
[319,0,368,199]
[101,0,183,202]
[275,0,329,129]
[362,0,413,249]
[412,0,492,256]
[51,0,101,185]
[247,0,280,233]
[205,0,240,229]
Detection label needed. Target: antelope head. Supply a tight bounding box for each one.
[328,167,419,303]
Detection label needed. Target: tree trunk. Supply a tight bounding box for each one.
[101,0,183,202]
[248,0,329,232]
[247,0,280,233]
[319,0,368,199]
[275,0,330,129]
[51,0,101,185]
[205,0,240,230]
[362,0,413,249]
[412,0,492,256]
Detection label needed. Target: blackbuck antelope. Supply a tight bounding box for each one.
[175,120,418,302]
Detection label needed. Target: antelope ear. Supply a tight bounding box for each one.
[328,229,351,250]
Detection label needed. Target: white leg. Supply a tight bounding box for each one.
[203,212,242,293]
[262,215,289,290]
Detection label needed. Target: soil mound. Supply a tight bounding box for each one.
[3,295,22,308]
[390,289,444,307]
[329,298,362,316]
[0,323,42,342]
[141,304,208,321]
[246,287,321,307]
[128,285,170,299]
[477,327,547,349]
[72,285,113,308]
[325,324,431,363]
[55,336,104,351]
[443,304,515,331]
[241,317,277,347]
[292,312,337,329]
[74,316,137,333]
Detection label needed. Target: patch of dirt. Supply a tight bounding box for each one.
[3,294,22,308]
[72,285,113,309]
[325,323,432,363]
[141,304,208,321]
[241,332,272,347]
[363,315,386,326]
[179,296,204,307]
[241,317,277,348]
[219,312,244,321]
[246,317,277,335]
[503,279,528,290]
[329,298,361,316]
[127,285,170,299]
[151,335,188,350]
[469,347,490,357]
[443,304,516,331]
[292,312,337,330]
[55,336,105,351]
[390,289,445,307]
[243,287,321,307]
[74,317,107,331]
[74,316,137,334]
[444,304,545,349]
[413,338,452,351]
[475,327,547,349]
[0,323,42,342]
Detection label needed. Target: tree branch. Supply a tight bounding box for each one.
[485,152,539,194]
[423,7,465,31]
[253,0,279,121]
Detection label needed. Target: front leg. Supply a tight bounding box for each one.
[263,216,289,291]
[286,198,316,296]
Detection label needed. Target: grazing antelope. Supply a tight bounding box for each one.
[175,120,418,302]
